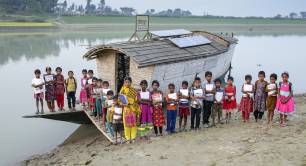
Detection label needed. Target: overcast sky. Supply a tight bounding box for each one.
[61,0,306,17]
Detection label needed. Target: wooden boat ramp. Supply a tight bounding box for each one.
[23,110,119,144]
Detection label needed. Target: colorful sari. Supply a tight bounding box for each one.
[119,86,141,141]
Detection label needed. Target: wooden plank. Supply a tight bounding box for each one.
[131,47,180,56]
[23,110,118,144]
[139,50,227,67]
[83,111,115,143]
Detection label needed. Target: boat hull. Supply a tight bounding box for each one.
[151,43,236,91]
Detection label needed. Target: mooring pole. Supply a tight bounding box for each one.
[228,63,232,79]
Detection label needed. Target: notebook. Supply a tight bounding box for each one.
[119,94,128,105]
[140,91,150,100]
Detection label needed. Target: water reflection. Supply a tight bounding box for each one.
[0,32,306,165]
[0,32,131,67]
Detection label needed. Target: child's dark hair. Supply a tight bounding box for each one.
[55,67,62,72]
[140,80,148,86]
[34,69,41,74]
[82,69,87,73]
[97,79,103,82]
[92,77,98,81]
[281,72,289,77]
[182,80,188,86]
[45,66,51,72]
[68,71,74,74]
[88,70,94,74]
[214,78,222,84]
[227,76,234,82]
[103,81,109,86]
[107,90,114,96]
[258,71,265,77]
[113,95,118,100]
[205,71,212,77]
[168,83,175,88]
[124,76,132,82]
[270,73,277,80]
[245,74,252,80]
[152,80,160,86]
[194,77,201,82]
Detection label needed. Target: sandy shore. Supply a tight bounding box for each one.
[23,95,306,166]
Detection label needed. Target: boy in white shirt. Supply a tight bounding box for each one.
[31,69,45,114]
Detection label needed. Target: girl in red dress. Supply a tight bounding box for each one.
[55,67,65,111]
[151,80,165,136]
[239,75,255,122]
[223,77,237,123]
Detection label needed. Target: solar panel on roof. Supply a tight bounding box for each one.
[169,35,211,48]
[150,29,192,37]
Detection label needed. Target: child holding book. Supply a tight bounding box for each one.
[87,70,96,113]
[166,83,179,134]
[105,90,114,137]
[119,77,141,143]
[55,67,65,111]
[102,81,111,125]
[254,71,268,122]
[266,73,278,125]
[190,77,205,130]
[65,71,77,111]
[151,80,165,136]
[44,67,56,112]
[276,72,295,127]
[138,80,152,126]
[32,69,44,114]
[212,79,224,126]
[80,69,88,111]
[93,78,103,124]
[202,71,215,128]
[111,95,124,144]
[178,81,190,131]
[239,75,254,122]
[223,76,237,123]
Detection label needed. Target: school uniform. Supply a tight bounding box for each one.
[202,80,215,125]
[166,93,178,133]
[190,87,204,129]
[66,77,77,109]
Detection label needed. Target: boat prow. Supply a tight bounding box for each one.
[23,110,117,143]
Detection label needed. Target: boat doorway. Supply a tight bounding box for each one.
[116,53,130,93]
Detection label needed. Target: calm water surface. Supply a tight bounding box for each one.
[0,32,305,165]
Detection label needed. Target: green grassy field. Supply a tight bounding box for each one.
[0,21,54,27]
[60,15,306,24]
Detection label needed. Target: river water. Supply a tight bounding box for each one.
[0,32,305,165]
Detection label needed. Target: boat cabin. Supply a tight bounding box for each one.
[83,29,238,93]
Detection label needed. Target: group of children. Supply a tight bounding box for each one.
[32,68,295,144]
[239,71,295,127]
[31,67,77,114]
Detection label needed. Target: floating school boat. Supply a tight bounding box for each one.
[84,29,238,93]
[24,28,238,144]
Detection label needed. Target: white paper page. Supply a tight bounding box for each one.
[215,92,223,102]
[180,89,189,96]
[243,84,253,92]
[140,91,150,99]
[168,93,177,100]
[205,84,214,91]
[194,89,203,97]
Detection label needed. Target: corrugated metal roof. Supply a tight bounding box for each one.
[84,31,238,68]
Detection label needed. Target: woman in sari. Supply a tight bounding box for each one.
[119,77,141,143]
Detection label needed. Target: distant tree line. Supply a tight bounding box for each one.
[58,0,192,17]
[1,0,306,19]
[273,12,306,19]
[0,0,58,14]
[144,8,192,17]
